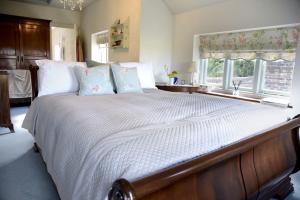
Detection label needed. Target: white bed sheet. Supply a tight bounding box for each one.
[22,90,289,200]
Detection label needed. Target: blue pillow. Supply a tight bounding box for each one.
[76,66,115,96]
[111,64,143,94]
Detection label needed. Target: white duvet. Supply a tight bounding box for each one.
[22,90,289,200]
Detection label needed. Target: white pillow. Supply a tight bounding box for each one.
[35,59,87,96]
[119,62,156,89]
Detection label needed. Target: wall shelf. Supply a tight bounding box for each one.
[110,18,129,49]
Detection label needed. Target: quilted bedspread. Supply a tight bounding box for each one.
[22,90,289,200]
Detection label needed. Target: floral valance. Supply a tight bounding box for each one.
[96,34,109,44]
[199,26,300,61]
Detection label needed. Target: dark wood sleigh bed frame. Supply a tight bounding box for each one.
[20,66,300,199]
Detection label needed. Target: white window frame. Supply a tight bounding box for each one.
[91,30,109,63]
[201,58,226,88]
[97,42,109,63]
[227,59,258,93]
[199,58,294,98]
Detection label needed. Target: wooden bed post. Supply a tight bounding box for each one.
[292,116,300,173]
[109,179,136,200]
[109,116,300,200]
[28,65,39,101]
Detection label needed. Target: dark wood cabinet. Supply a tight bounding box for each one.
[0,14,50,105]
[0,71,14,133]
[0,20,19,69]
[19,19,50,68]
[0,14,50,70]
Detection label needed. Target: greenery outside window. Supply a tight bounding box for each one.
[206,58,225,87]
[231,59,256,89]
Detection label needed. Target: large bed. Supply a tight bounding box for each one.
[22,66,300,200]
[0,14,297,199]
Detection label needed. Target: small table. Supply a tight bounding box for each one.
[156,84,261,103]
[156,85,205,94]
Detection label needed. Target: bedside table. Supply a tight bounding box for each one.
[156,85,205,94]
[0,71,14,133]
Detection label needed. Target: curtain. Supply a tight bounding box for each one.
[96,33,109,44]
[76,35,84,62]
[199,26,300,61]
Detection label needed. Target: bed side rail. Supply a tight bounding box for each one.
[109,115,300,200]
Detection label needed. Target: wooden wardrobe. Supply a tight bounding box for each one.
[0,14,50,104]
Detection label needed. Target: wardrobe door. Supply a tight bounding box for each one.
[19,19,50,68]
[0,19,20,70]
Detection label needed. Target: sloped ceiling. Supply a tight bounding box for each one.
[9,0,96,10]
[163,0,234,14]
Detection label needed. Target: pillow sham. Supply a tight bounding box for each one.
[119,62,156,89]
[75,66,114,96]
[111,64,143,94]
[35,59,87,96]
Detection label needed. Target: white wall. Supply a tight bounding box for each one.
[290,36,300,115]
[172,0,300,81]
[0,0,80,28]
[80,0,141,62]
[140,0,173,82]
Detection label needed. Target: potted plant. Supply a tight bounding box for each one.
[168,71,179,85]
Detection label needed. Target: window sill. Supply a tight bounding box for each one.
[197,90,261,103]
[261,97,290,108]
[198,89,291,107]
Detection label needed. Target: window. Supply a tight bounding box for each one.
[199,58,296,97]
[231,59,256,89]
[206,58,225,86]
[197,25,299,98]
[97,43,109,63]
[91,31,109,63]
[262,60,295,94]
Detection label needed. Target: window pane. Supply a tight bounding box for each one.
[206,58,225,86]
[98,43,109,63]
[263,60,295,93]
[232,59,255,89]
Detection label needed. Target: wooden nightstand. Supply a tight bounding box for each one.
[0,71,14,133]
[156,85,205,94]
[156,84,261,103]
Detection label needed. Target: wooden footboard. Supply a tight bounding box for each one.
[109,116,300,200]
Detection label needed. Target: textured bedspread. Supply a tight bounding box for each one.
[22,90,289,200]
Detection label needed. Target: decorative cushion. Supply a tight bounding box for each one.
[86,60,117,91]
[75,66,114,96]
[35,59,87,96]
[111,64,143,94]
[119,62,156,89]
